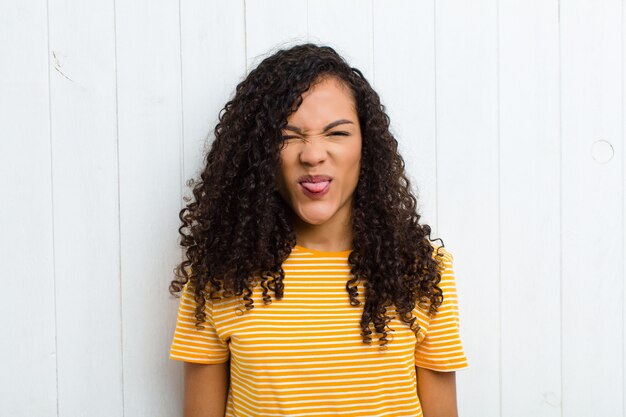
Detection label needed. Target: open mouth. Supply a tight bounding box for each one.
[299,180,331,197]
[300,181,330,193]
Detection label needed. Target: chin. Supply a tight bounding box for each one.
[296,208,335,225]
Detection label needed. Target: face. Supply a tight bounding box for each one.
[276,75,362,228]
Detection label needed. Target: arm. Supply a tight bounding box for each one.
[416,366,459,417]
[183,360,230,417]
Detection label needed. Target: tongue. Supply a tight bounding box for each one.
[301,181,329,192]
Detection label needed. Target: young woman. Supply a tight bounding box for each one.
[169,43,469,417]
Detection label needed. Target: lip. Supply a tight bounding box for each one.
[297,174,333,184]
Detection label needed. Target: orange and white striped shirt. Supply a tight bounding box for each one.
[169,244,469,416]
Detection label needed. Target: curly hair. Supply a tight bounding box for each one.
[168,42,448,348]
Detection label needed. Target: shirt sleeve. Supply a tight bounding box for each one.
[169,281,230,364]
[414,247,469,372]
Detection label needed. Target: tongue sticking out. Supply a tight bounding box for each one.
[301,181,330,193]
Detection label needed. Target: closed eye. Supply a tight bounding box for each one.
[281,131,350,140]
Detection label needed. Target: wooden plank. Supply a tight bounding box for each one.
[115,0,183,415]
[499,1,561,415]
[47,0,123,415]
[434,1,500,414]
[0,1,58,416]
[561,1,623,415]
[614,0,626,410]
[614,0,626,406]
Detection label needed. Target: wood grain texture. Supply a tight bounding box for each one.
[561,1,623,416]
[48,0,123,415]
[115,0,183,415]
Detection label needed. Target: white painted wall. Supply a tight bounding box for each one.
[1,0,623,416]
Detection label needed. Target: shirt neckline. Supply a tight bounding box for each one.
[294,244,352,256]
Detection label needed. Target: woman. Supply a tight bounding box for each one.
[169,43,469,416]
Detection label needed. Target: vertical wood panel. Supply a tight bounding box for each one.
[499,1,561,415]
[615,3,626,410]
[371,0,439,237]
[115,0,183,415]
[0,1,58,416]
[245,0,307,69]
[435,1,500,415]
[561,1,624,415]
[47,0,123,415]
[307,0,373,84]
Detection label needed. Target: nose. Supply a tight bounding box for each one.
[298,138,328,166]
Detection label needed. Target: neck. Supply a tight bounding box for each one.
[291,201,353,253]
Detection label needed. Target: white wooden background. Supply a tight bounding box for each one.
[0,0,624,416]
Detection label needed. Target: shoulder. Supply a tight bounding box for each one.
[429,243,454,266]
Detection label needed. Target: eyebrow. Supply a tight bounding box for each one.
[283,119,354,134]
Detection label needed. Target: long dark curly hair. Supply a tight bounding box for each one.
[169,42,448,348]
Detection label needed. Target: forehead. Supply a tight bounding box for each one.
[301,75,354,101]
[286,76,357,127]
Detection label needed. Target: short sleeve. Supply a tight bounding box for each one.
[169,282,230,364]
[414,248,469,372]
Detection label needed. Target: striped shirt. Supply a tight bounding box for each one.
[169,244,469,416]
